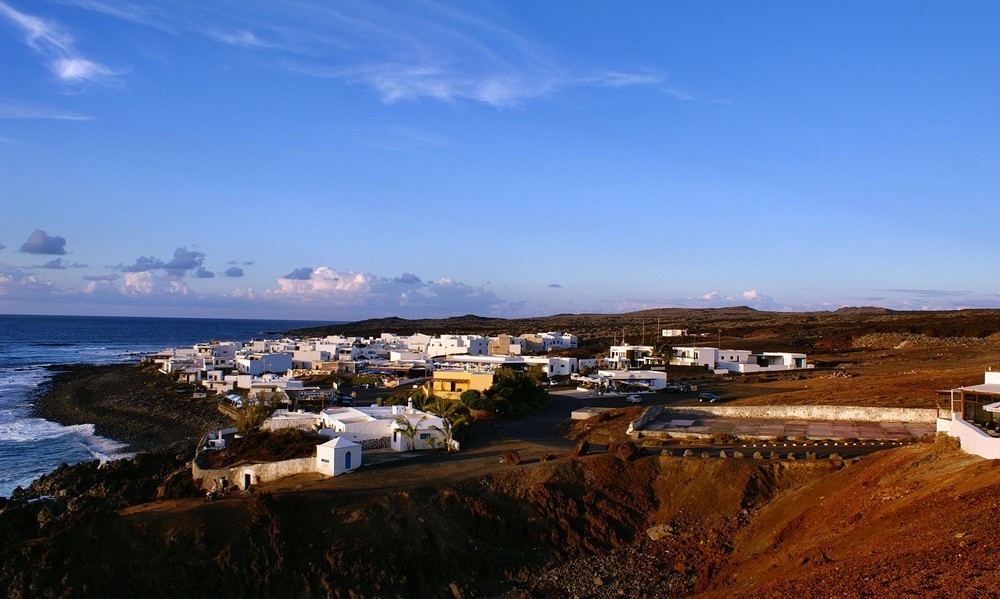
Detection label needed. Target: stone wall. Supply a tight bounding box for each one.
[361,436,390,450]
[193,457,316,491]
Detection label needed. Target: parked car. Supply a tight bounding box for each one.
[665,383,691,394]
[698,392,720,403]
[626,394,643,404]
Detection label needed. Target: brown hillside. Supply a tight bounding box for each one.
[289,308,1000,354]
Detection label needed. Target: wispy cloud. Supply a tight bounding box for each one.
[0,101,93,120]
[0,1,122,86]
[206,29,286,50]
[878,288,971,298]
[60,0,668,108]
[36,258,86,269]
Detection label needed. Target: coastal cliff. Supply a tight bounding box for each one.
[33,362,230,452]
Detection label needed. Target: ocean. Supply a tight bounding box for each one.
[0,314,332,497]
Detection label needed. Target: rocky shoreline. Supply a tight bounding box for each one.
[32,362,231,452]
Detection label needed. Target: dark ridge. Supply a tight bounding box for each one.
[834,306,894,315]
[285,307,1000,353]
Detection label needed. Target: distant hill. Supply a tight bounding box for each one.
[834,306,894,315]
[286,307,1000,353]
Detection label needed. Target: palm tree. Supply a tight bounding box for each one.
[425,397,470,452]
[393,414,426,451]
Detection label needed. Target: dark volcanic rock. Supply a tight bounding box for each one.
[33,362,230,452]
[501,451,522,465]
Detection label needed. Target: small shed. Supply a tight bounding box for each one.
[316,436,362,476]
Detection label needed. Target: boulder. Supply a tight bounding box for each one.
[500,451,521,466]
[573,440,590,457]
[611,441,641,462]
[647,523,675,541]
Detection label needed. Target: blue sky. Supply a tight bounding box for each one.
[1,1,998,320]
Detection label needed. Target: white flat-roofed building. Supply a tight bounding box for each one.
[597,369,669,390]
[319,405,449,452]
[671,347,811,373]
[291,350,332,369]
[236,352,293,376]
[262,409,321,431]
[425,335,490,358]
[937,370,1000,460]
[607,345,655,369]
[438,354,577,378]
[537,332,578,349]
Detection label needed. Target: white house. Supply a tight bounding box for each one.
[937,370,1000,460]
[607,345,655,369]
[316,436,362,475]
[425,335,490,358]
[670,347,810,374]
[537,332,578,349]
[291,350,332,369]
[236,352,293,376]
[436,354,578,378]
[662,329,688,338]
[319,405,450,451]
[194,342,238,369]
[671,347,740,369]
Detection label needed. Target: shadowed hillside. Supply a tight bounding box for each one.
[288,307,1000,354]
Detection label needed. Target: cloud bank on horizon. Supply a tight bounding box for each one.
[2,2,999,319]
[2,229,999,319]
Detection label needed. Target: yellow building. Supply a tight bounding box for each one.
[425,370,495,400]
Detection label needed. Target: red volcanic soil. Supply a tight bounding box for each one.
[4,435,998,598]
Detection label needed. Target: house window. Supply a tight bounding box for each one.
[419,433,430,440]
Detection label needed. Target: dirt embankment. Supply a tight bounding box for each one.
[33,362,231,451]
[5,415,1000,597]
[0,444,835,598]
[700,436,1000,598]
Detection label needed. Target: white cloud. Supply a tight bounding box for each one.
[702,291,718,300]
[0,1,121,86]
[169,279,189,295]
[82,279,115,294]
[742,290,760,300]
[263,266,504,317]
[121,271,154,295]
[0,265,55,297]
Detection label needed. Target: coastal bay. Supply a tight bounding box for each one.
[32,362,231,452]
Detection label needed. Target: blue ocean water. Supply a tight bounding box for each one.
[0,314,331,497]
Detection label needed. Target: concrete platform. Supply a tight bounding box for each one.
[635,415,935,441]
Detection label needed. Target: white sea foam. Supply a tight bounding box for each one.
[81,432,133,463]
[0,418,97,443]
